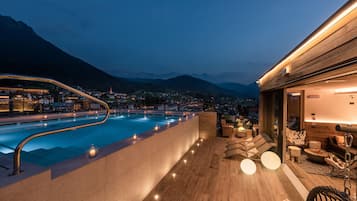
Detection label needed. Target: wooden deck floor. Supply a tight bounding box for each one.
[286,158,357,198]
[143,137,302,201]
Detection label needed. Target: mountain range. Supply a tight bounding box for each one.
[118,71,257,85]
[0,15,258,98]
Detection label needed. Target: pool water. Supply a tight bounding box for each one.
[0,114,178,166]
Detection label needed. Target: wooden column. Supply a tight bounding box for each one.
[282,88,288,163]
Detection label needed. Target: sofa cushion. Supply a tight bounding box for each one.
[286,128,306,146]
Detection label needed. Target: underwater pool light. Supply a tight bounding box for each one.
[88,144,98,158]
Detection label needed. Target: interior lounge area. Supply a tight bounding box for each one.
[284,73,357,195]
[258,1,357,199]
[259,66,357,200]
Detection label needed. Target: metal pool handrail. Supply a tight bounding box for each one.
[0,74,111,175]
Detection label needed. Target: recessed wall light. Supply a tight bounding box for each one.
[154,194,160,200]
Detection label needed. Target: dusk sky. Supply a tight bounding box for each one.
[0,0,347,83]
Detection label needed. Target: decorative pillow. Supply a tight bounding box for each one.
[286,128,306,146]
[335,135,344,145]
[299,130,306,141]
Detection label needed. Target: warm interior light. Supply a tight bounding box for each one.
[305,119,357,125]
[289,92,301,96]
[238,126,245,132]
[88,144,98,158]
[43,115,47,119]
[196,143,200,147]
[240,159,256,175]
[133,134,137,140]
[154,194,160,200]
[335,87,357,94]
[178,117,182,122]
[172,173,176,179]
[191,150,195,154]
[325,79,346,83]
[261,151,281,170]
[284,65,291,75]
[200,138,204,142]
[183,159,187,164]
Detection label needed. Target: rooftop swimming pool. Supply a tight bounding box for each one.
[0,114,179,167]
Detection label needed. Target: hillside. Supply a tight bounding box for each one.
[0,15,136,92]
[0,15,253,98]
[163,75,232,96]
[128,75,235,97]
[218,82,259,98]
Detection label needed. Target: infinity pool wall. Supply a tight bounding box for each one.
[0,116,200,201]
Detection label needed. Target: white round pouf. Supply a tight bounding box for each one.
[240,159,256,175]
[261,151,281,170]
